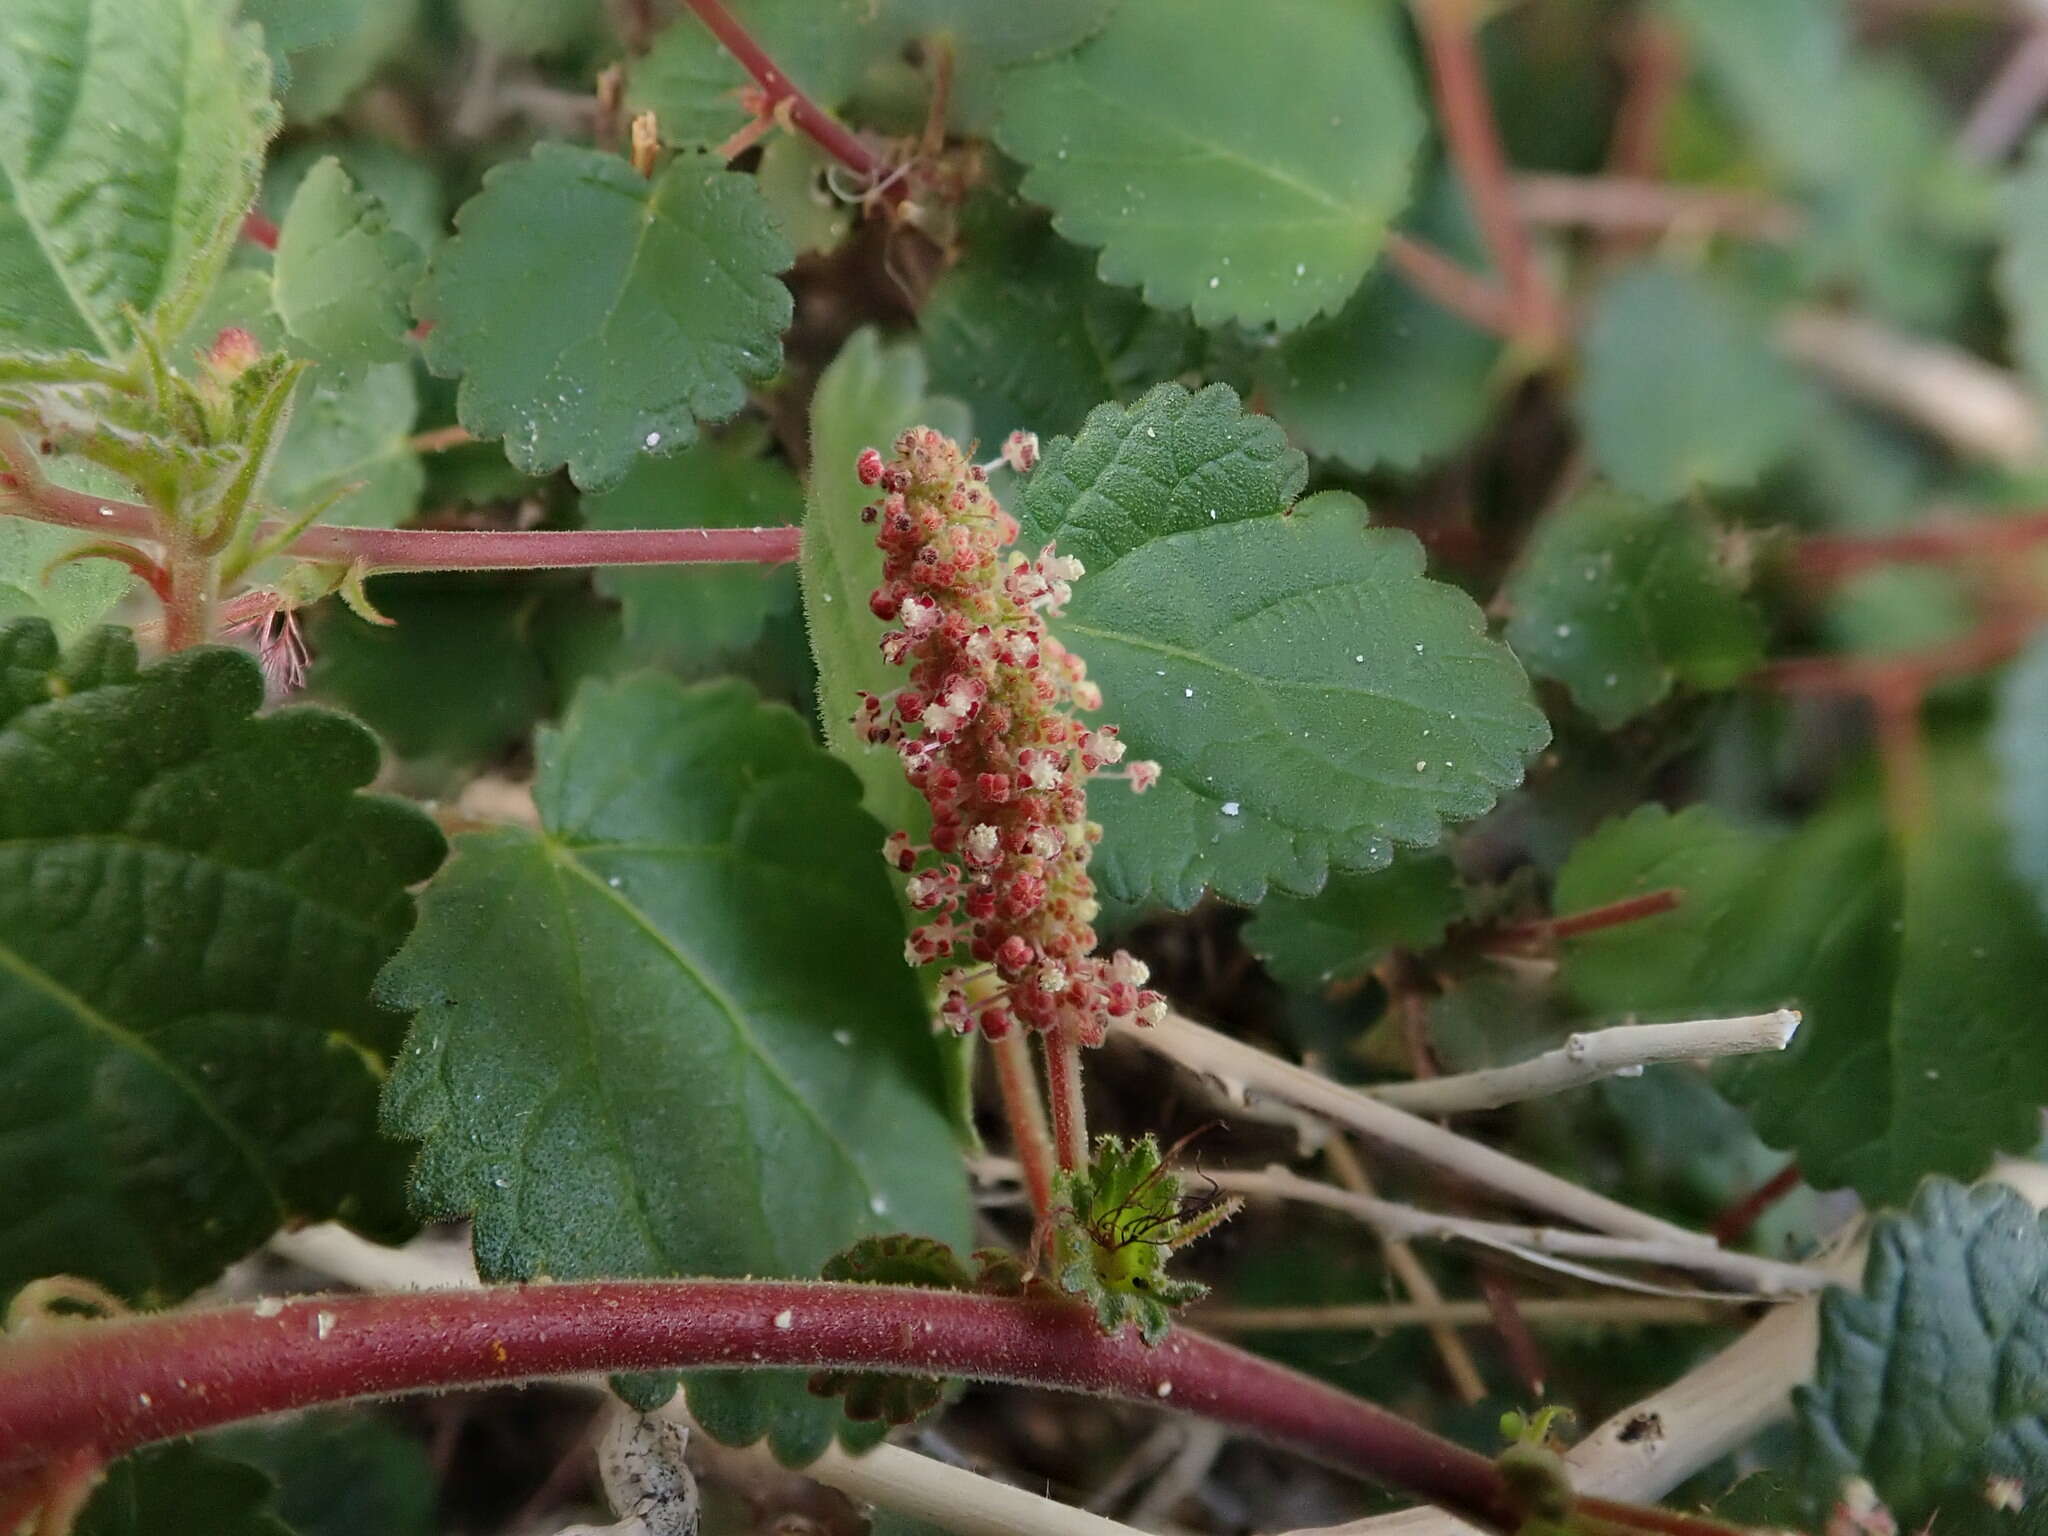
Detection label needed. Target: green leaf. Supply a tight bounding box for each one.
[0,520,136,642]
[1243,853,1461,991]
[242,0,367,57]
[1255,173,1502,474]
[269,362,422,530]
[275,0,418,123]
[0,619,444,1305]
[1018,383,1549,908]
[377,673,971,1463]
[2001,131,2048,401]
[583,439,801,671]
[1555,775,2048,1204]
[1502,489,1764,729]
[799,330,969,843]
[273,158,423,371]
[1995,629,2048,921]
[418,144,793,492]
[1658,0,1849,185]
[457,0,604,55]
[1576,263,1805,501]
[1796,1179,2048,1534]
[74,1442,292,1536]
[755,136,852,258]
[921,219,1198,444]
[208,1412,435,1536]
[0,0,278,354]
[306,575,616,778]
[994,0,1423,330]
[262,140,446,257]
[626,0,897,150]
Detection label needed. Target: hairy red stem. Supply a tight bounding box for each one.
[0,1281,1522,1531]
[1493,888,1682,947]
[1411,0,1556,343]
[1044,1031,1090,1174]
[991,1031,1057,1220]
[677,0,887,184]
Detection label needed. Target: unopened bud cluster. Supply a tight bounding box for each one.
[855,427,1164,1045]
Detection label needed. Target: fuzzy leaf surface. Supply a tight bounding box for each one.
[1796,1179,2048,1535]
[0,620,444,1304]
[378,674,969,1463]
[1503,490,1764,728]
[1018,384,1548,908]
[995,0,1423,329]
[1555,780,2048,1204]
[0,0,277,353]
[418,145,791,491]
[272,157,423,369]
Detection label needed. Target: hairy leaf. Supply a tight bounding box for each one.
[1018,383,1548,908]
[0,520,135,642]
[1255,174,1501,474]
[1576,264,1804,501]
[0,0,277,353]
[922,219,1198,444]
[1555,777,2048,1204]
[418,145,792,491]
[995,0,1423,329]
[1796,1179,2048,1535]
[1503,490,1764,728]
[1243,854,1461,990]
[0,620,444,1304]
[379,674,970,1463]
[74,1443,292,1536]
[273,158,423,370]
[583,439,801,671]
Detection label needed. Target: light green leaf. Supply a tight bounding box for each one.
[1503,489,1764,728]
[995,0,1424,330]
[0,519,136,642]
[268,362,422,531]
[1995,628,2048,920]
[277,0,418,123]
[378,673,970,1463]
[1255,174,1501,474]
[419,144,792,491]
[755,135,851,257]
[262,140,445,257]
[1658,0,1849,184]
[0,0,278,354]
[74,1442,292,1536]
[584,439,800,671]
[626,0,895,150]
[1019,383,1548,908]
[921,219,1197,444]
[1576,263,1805,501]
[241,0,367,58]
[1555,775,2048,1204]
[0,620,445,1304]
[1796,1179,2048,1534]
[1244,853,1461,990]
[800,330,969,843]
[273,158,423,370]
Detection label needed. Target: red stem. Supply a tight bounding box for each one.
[1044,1031,1090,1174]
[1793,509,2048,582]
[0,1281,1522,1532]
[1493,888,1682,947]
[1384,232,1520,339]
[1709,1162,1802,1247]
[991,1031,1057,1220]
[1760,610,2037,697]
[1411,0,1556,344]
[677,0,887,184]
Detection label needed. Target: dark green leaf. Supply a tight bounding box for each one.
[208,1412,435,1536]
[0,619,443,1305]
[1243,853,1461,990]
[1503,489,1764,728]
[1995,628,2048,921]
[1796,1179,2048,1534]
[418,144,792,491]
[922,220,1198,444]
[1018,383,1548,908]
[74,1443,292,1536]
[584,439,801,671]
[1555,772,2048,1204]
[273,158,423,370]
[1576,263,1804,501]
[275,0,418,123]
[0,0,278,353]
[995,0,1424,330]
[2002,131,2048,402]
[378,673,970,1462]
[1255,174,1501,474]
